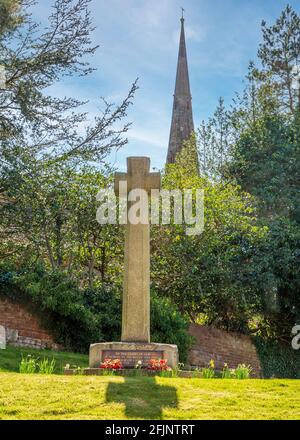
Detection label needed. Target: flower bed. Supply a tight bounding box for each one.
[99,358,123,370]
[147,359,171,371]
[63,358,253,378]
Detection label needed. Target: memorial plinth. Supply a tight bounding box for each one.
[88,157,179,370]
[89,342,179,369]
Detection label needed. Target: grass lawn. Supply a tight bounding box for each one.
[0,373,299,420]
[0,345,88,374]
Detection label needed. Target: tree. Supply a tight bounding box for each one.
[151,139,267,332]
[198,5,300,180]
[0,0,24,36]
[0,0,136,283]
[220,6,300,340]
[197,98,231,179]
[0,162,125,288]
[258,4,300,114]
[0,0,137,165]
[226,114,300,340]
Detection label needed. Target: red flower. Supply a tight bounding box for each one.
[100,358,123,370]
[147,358,170,371]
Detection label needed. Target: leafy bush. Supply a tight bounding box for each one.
[0,263,192,360]
[150,293,193,362]
[0,263,102,353]
[84,285,192,362]
[254,337,300,378]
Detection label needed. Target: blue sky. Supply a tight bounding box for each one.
[34,0,300,170]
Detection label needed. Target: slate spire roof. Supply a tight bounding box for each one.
[166,16,194,164]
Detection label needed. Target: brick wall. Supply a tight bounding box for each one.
[188,324,261,377]
[0,298,59,350]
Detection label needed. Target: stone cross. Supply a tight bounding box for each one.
[114,157,160,343]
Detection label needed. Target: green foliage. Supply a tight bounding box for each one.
[202,359,215,378]
[258,4,300,114]
[83,284,122,342]
[222,363,234,379]
[0,0,24,36]
[235,364,252,379]
[0,0,136,283]
[227,115,300,340]
[19,355,56,374]
[202,368,215,379]
[0,262,192,360]
[171,363,185,378]
[255,337,300,379]
[84,284,192,362]
[152,140,267,332]
[200,6,300,343]
[19,355,37,374]
[0,345,88,374]
[0,262,102,353]
[150,294,193,362]
[37,358,56,375]
[227,115,299,219]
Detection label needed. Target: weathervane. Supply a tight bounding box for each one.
[181,7,185,20]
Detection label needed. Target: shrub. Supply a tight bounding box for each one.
[254,336,300,378]
[0,263,101,353]
[83,285,193,361]
[0,263,192,359]
[150,292,194,362]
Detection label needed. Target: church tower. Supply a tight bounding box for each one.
[166,14,194,164]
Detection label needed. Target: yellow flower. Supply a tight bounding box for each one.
[209,359,215,369]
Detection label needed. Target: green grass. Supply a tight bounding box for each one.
[0,373,299,420]
[1,346,299,420]
[0,346,88,374]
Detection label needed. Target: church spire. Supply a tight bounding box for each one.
[166,14,194,164]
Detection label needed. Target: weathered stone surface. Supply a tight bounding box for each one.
[0,325,6,349]
[89,342,179,369]
[114,157,160,343]
[167,18,194,164]
[6,328,18,343]
[89,157,178,368]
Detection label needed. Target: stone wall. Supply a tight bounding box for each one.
[0,298,59,350]
[188,324,261,377]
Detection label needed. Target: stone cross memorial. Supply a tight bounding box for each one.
[115,157,160,342]
[89,157,178,369]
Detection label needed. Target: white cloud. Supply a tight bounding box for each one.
[128,127,168,149]
[172,24,207,47]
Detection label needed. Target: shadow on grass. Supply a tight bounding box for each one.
[106,376,178,419]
